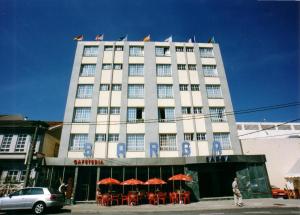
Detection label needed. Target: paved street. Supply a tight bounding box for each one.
[0,198,299,215]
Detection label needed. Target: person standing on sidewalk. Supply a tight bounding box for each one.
[232,177,243,207]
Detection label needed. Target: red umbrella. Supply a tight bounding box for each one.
[168,174,192,182]
[121,178,144,185]
[144,178,166,185]
[168,174,192,192]
[97,178,121,185]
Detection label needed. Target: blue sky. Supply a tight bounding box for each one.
[0,0,299,122]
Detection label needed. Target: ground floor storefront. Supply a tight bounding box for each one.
[36,155,271,202]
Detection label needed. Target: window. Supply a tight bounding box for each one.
[177,64,186,70]
[186,47,194,52]
[110,107,120,115]
[176,47,184,52]
[157,85,173,98]
[213,133,231,150]
[112,84,122,91]
[129,46,143,56]
[19,170,26,182]
[179,84,188,91]
[76,85,93,98]
[182,107,191,114]
[191,84,200,91]
[15,134,27,152]
[188,64,196,70]
[30,188,44,195]
[184,133,194,141]
[206,85,222,98]
[115,46,123,51]
[108,134,119,142]
[196,133,206,141]
[98,107,108,114]
[113,64,122,70]
[73,108,91,122]
[193,107,202,114]
[155,47,170,56]
[209,107,226,122]
[102,64,112,70]
[128,84,144,98]
[158,107,175,122]
[100,84,110,91]
[156,64,171,76]
[203,65,218,77]
[83,46,98,57]
[104,46,113,51]
[80,64,96,77]
[6,170,19,182]
[69,134,88,150]
[127,134,144,151]
[128,64,144,76]
[199,47,214,58]
[95,134,106,142]
[159,134,177,151]
[127,107,144,123]
[1,134,13,152]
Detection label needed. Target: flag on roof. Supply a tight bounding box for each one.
[164,36,172,42]
[143,34,150,42]
[188,36,196,43]
[208,36,215,43]
[119,35,128,41]
[74,35,83,41]
[95,34,104,41]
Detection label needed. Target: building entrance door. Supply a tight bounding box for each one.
[75,167,96,201]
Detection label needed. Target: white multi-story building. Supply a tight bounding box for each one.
[45,40,271,201]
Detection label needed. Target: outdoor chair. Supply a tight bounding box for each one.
[121,194,128,205]
[128,194,138,206]
[111,194,120,205]
[147,193,158,205]
[157,192,166,204]
[169,192,178,204]
[101,194,111,206]
[182,191,191,204]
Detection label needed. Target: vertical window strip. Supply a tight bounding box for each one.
[159,134,177,151]
[156,64,171,76]
[206,85,222,98]
[80,64,96,77]
[70,134,88,150]
[129,64,144,76]
[83,46,98,57]
[213,133,231,150]
[77,85,93,98]
[127,134,145,151]
[73,108,91,122]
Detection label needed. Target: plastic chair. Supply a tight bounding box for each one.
[169,192,178,204]
[111,194,119,205]
[158,192,166,204]
[121,194,128,205]
[182,191,190,204]
[148,193,157,205]
[101,194,111,206]
[128,194,138,206]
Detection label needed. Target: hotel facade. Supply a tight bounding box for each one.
[42,40,271,201]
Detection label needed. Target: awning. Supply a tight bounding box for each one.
[285,158,300,179]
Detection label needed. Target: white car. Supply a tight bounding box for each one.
[0,187,65,214]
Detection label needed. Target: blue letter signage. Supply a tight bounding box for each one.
[150,142,159,158]
[117,143,126,158]
[83,143,93,158]
[182,141,191,157]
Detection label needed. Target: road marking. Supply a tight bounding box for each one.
[243,212,271,214]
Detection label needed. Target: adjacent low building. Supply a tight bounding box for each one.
[0,115,61,195]
[238,122,300,193]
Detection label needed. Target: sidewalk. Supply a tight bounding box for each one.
[64,198,300,213]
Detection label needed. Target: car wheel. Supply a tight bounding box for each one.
[33,202,46,215]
